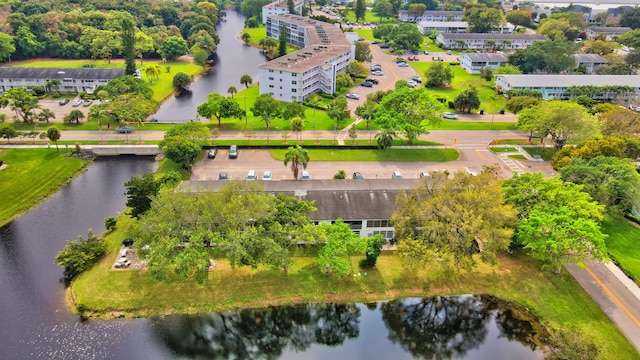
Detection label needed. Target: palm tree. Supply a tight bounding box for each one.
[227,86,237,98]
[283,145,309,180]
[65,109,85,124]
[45,79,61,95]
[307,94,321,130]
[144,65,156,83]
[290,117,304,142]
[37,108,55,124]
[375,129,395,153]
[240,74,253,88]
[241,32,251,45]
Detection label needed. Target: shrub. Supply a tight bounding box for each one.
[55,230,107,282]
[31,86,45,96]
[105,217,117,231]
[82,63,96,68]
[333,170,346,179]
[245,17,259,28]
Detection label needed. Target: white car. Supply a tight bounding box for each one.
[443,112,458,119]
[262,171,272,180]
[246,170,257,180]
[345,93,360,100]
[71,99,82,107]
[372,70,384,76]
[398,62,409,67]
[301,170,311,180]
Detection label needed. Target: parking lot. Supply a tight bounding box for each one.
[0,99,90,123]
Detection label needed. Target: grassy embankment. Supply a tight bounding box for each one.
[0,149,89,227]
[70,214,639,360]
[601,216,640,284]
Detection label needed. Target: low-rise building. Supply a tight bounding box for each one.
[585,26,632,40]
[399,10,464,23]
[418,21,468,34]
[0,67,125,94]
[494,74,640,100]
[259,14,354,103]
[262,0,304,24]
[436,33,547,50]
[459,53,509,74]
[573,53,607,73]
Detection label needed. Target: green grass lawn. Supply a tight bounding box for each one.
[12,59,203,103]
[270,148,460,162]
[355,119,516,131]
[71,215,639,359]
[521,146,556,161]
[601,216,640,284]
[490,147,518,153]
[410,64,507,114]
[0,149,88,227]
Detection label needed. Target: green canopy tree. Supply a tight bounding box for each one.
[424,62,454,87]
[375,129,395,152]
[160,36,188,60]
[354,41,372,63]
[240,74,253,88]
[283,145,309,179]
[326,96,350,129]
[464,7,504,33]
[172,72,192,93]
[121,17,137,76]
[251,93,281,142]
[64,109,85,124]
[453,86,481,113]
[46,127,61,152]
[317,220,367,276]
[197,93,245,127]
[0,32,16,61]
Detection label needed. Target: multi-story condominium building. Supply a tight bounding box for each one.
[259,14,354,103]
[459,53,509,74]
[399,10,464,23]
[261,0,304,24]
[436,33,548,49]
[418,21,468,34]
[0,67,125,94]
[573,53,607,74]
[585,26,632,40]
[495,74,640,100]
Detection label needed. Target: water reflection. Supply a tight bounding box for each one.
[152,296,542,359]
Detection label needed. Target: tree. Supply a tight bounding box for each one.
[375,129,395,152]
[506,10,532,27]
[290,117,304,142]
[160,36,188,60]
[453,87,481,113]
[379,23,423,51]
[375,88,444,143]
[282,101,306,120]
[160,137,200,171]
[599,108,640,137]
[333,170,346,179]
[354,41,372,63]
[537,18,578,41]
[505,96,541,114]
[493,64,522,75]
[326,96,350,129]
[278,23,288,57]
[197,93,245,127]
[360,235,385,268]
[407,4,427,17]
[121,17,137,76]
[508,41,577,73]
[55,230,107,281]
[335,72,354,89]
[240,74,253,88]
[227,86,237,98]
[5,88,39,123]
[37,108,55,124]
[626,48,640,69]
[0,32,15,61]
[252,93,281,142]
[134,31,155,65]
[164,122,211,143]
[348,126,358,144]
[283,145,309,179]
[144,65,161,83]
[618,28,640,48]
[373,0,394,21]
[517,101,599,150]
[346,61,369,78]
[317,220,367,276]
[560,156,640,215]
[172,72,191,92]
[0,126,17,143]
[620,7,640,29]
[464,7,504,33]
[64,109,85,124]
[241,32,251,45]
[393,170,516,272]
[354,0,366,22]
[502,173,608,273]
[15,26,44,58]
[45,79,61,95]
[287,0,296,14]
[125,173,162,218]
[586,40,615,56]
[424,62,454,87]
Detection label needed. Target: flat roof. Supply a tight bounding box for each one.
[496,74,640,88]
[260,14,351,72]
[587,27,632,33]
[573,53,607,63]
[440,33,547,41]
[401,10,463,16]
[461,53,509,62]
[0,67,126,80]
[419,21,468,27]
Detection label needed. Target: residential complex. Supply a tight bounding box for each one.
[0,67,125,94]
[399,10,464,23]
[417,21,468,34]
[573,53,607,74]
[459,53,509,74]
[495,74,640,100]
[585,26,632,40]
[258,14,355,103]
[436,33,547,49]
[261,0,304,24]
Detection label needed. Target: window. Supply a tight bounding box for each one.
[292,81,297,85]
[269,77,274,80]
[367,220,390,228]
[269,69,274,73]
[269,85,274,88]
[372,230,394,239]
[292,73,297,77]
[292,89,297,93]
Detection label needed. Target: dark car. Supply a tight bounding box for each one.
[229,145,238,158]
[122,238,134,247]
[59,98,70,105]
[116,126,134,134]
[218,172,228,180]
[365,78,379,84]
[361,81,374,87]
[379,43,389,49]
[207,148,217,159]
[353,172,364,179]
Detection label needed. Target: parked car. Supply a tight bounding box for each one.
[446,50,452,55]
[407,80,418,88]
[392,171,403,179]
[361,81,374,87]
[424,50,430,55]
[71,99,82,107]
[419,171,430,178]
[379,43,389,49]
[82,99,93,107]
[443,112,458,119]
[262,171,272,180]
[398,62,409,67]
[345,93,360,100]
[229,145,238,159]
[411,76,422,83]
[365,78,379,84]
[407,56,419,61]
[246,170,257,180]
[352,172,364,179]
[372,70,384,76]
[301,170,311,180]
[116,126,134,133]
[218,172,228,180]
[207,148,217,158]
[58,98,70,106]
[122,238,134,247]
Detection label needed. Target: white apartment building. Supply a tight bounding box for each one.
[259,14,354,103]
[459,53,509,74]
[436,33,548,50]
[262,0,304,24]
[399,10,464,23]
[0,67,125,94]
[495,74,640,100]
[573,53,607,74]
[418,21,468,34]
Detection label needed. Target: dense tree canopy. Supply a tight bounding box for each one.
[464,7,504,33]
[620,7,640,29]
[508,41,577,73]
[197,93,245,127]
